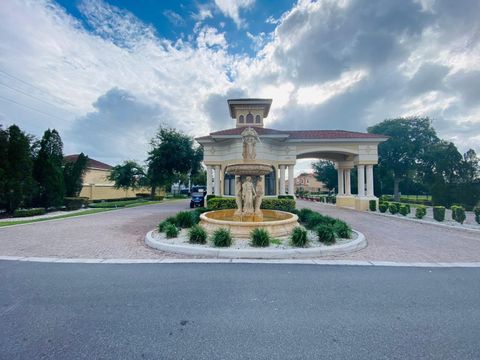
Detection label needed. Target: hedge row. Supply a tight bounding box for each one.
[206,197,296,212]
[13,208,46,217]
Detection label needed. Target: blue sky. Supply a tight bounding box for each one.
[0,0,479,173]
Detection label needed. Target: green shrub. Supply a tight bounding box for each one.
[305,212,335,230]
[369,200,376,212]
[298,208,314,223]
[191,208,208,224]
[206,194,217,201]
[379,203,388,213]
[165,223,179,238]
[278,195,294,199]
[475,206,480,224]
[175,211,195,228]
[433,206,445,222]
[290,227,308,247]
[13,208,46,217]
[415,206,427,219]
[393,202,401,213]
[333,220,352,239]
[188,225,207,244]
[451,206,466,224]
[261,198,296,212]
[211,228,232,247]
[316,224,336,245]
[207,197,236,210]
[250,228,271,247]
[64,197,88,211]
[151,195,164,201]
[399,204,409,216]
[158,219,172,233]
[388,203,398,215]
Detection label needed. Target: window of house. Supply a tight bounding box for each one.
[246,113,254,123]
[239,115,244,123]
[255,115,261,123]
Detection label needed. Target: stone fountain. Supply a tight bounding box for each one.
[200,127,299,238]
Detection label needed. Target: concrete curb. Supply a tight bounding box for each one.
[1,256,480,267]
[144,230,367,259]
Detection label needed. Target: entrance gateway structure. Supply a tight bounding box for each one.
[195,99,388,211]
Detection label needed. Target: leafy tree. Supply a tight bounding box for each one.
[147,127,203,194]
[191,169,207,186]
[312,160,337,190]
[108,160,147,191]
[33,129,65,208]
[0,126,7,209]
[368,117,438,201]
[63,153,89,197]
[3,125,36,213]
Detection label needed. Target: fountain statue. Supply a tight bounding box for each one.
[200,126,299,238]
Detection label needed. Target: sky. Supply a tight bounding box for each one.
[0,0,479,176]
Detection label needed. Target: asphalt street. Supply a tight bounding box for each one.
[1,261,479,359]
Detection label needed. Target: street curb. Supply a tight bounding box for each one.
[145,230,367,259]
[1,256,480,267]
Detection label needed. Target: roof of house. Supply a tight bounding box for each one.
[196,126,387,141]
[64,154,113,170]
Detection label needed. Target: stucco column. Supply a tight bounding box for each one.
[357,165,365,197]
[206,166,212,195]
[337,168,344,195]
[214,165,221,196]
[279,165,286,195]
[366,164,374,197]
[345,169,351,196]
[288,165,294,196]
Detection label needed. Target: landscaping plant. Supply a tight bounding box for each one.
[379,203,388,213]
[211,228,232,247]
[298,208,314,223]
[175,211,195,228]
[188,224,208,244]
[433,206,445,222]
[250,228,271,247]
[333,220,352,239]
[12,208,46,217]
[369,200,377,212]
[290,226,308,247]
[451,205,466,224]
[475,206,480,224]
[164,223,179,238]
[399,204,409,216]
[388,203,398,214]
[316,224,336,245]
[415,206,427,219]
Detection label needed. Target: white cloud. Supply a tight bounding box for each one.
[196,26,228,49]
[214,0,255,28]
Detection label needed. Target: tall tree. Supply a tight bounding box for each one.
[368,117,438,201]
[0,126,7,209]
[63,153,89,197]
[34,129,65,208]
[108,161,147,191]
[312,160,337,191]
[147,127,203,194]
[3,125,36,213]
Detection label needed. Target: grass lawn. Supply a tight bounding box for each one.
[89,199,163,208]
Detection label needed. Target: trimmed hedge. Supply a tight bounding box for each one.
[278,195,294,199]
[399,204,410,216]
[290,227,308,247]
[388,203,398,215]
[475,206,480,224]
[250,228,271,247]
[64,197,89,211]
[451,205,466,224]
[433,206,445,222]
[379,203,388,213]
[415,206,427,219]
[206,197,295,212]
[369,200,376,212]
[13,208,46,217]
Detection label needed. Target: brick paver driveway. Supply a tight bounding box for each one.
[299,200,480,262]
[0,199,479,262]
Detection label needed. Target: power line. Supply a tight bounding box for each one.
[0,94,66,121]
[0,69,75,106]
[0,81,70,110]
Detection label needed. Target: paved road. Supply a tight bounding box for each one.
[0,201,191,259]
[1,261,479,359]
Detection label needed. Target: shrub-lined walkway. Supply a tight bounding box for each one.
[0,199,479,262]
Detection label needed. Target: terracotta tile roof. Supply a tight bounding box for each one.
[64,154,112,170]
[201,127,386,140]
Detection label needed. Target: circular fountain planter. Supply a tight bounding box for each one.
[200,209,299,238]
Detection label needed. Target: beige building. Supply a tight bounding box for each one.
[64,155,150,200]
[289,173,327,194]
[195,98,387,210]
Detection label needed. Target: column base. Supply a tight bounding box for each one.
[336,195,356,209]
[354,196,378,211]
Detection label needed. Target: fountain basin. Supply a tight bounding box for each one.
[225,163,272,176]
[200,209,299,239]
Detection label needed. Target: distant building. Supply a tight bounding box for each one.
[64,155,156,200]
[285,173,327,194]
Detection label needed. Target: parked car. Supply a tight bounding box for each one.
[190,192,205,208]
